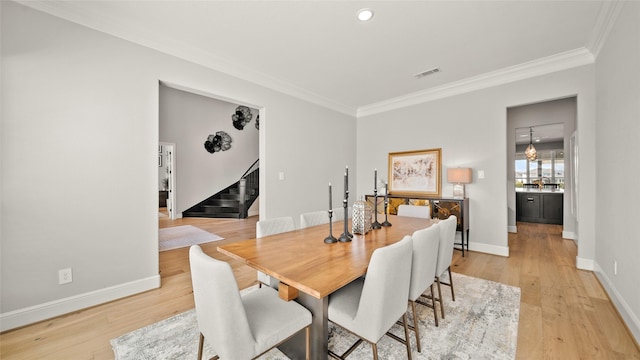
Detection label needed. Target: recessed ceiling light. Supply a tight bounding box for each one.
[357,8,374,22]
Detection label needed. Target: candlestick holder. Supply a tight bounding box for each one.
[346,190,353,238]
[381,197,392,227]
[372,189,382,229]
[339,198,352,242]
[324,210,338,243]
[341,190,353,238]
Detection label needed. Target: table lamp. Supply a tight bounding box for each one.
[447,168,472,199]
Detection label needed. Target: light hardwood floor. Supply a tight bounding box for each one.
[1,214,638,359]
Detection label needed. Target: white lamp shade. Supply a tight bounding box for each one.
[447,168,472,184]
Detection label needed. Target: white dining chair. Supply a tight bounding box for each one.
[434,215,457,319]
[300,210,330,229]
[256,216,295,238]
[397,204,431,219]
[328,235,414,360]
[407,224,441,352]
[256,216,295,287]
[189,245,311,360]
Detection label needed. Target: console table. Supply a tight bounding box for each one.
[366,194,470,256]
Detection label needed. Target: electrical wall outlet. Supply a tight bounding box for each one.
[59,268,73,284]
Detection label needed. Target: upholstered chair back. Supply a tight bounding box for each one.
[408,224,441,301]
[436,215,457,276]
[256,216,295,237]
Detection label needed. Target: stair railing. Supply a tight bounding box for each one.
[241,159,259,179]
[238,159,259,218]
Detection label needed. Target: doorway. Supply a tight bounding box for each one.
[514,124,565,225]
[506,96,577,238]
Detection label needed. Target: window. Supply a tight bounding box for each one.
[515,149,564,188]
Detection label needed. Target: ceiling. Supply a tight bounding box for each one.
[515,123,565,145]
[19,1,614,116]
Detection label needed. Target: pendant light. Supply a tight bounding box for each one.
[525,127,537,161]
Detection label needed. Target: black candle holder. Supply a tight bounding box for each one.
[338,190,353,242]
[324,210,338,243]
[381,196,392,227]
[372,189,382,229]
[338,199,353,242]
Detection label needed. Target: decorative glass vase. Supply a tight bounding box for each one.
[352,196,373,234]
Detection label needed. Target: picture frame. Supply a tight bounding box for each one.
[388,148,442,197]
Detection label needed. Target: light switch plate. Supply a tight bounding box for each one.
[478,170,485,179]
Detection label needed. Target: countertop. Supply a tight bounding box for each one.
[516,188,564,193]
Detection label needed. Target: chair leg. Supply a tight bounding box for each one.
[436,276,445,319]
[429,284,439,327]
[371,343,378,360]
[402,313,413,360]
[305,326,310,360]
[416,284,439,327]
[448,267,455,301]
[197,333,204,360]
[410,301,421,352]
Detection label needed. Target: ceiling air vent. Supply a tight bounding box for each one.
[414,67,441,79]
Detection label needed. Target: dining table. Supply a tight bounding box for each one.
[218,214,436,360]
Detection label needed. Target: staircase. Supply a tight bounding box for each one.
[183,160,259,219]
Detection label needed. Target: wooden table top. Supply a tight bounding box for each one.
[218,215,435,299]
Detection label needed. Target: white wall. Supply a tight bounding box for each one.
[357,65,596,260]
[260,96,357,227]
[159,85,259,215]
[0,1,355,330]
[594,1,640,342]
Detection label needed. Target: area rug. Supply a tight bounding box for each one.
[158,225,224,252]
[111,273,520,359]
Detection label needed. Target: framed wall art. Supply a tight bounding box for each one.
[388,148,441,197]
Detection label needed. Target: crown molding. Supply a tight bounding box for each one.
[587,0,623,59]
[16,1,357,117]
[357,48,595,117]
[587,0,624,59]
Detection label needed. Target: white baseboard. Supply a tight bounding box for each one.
[0,275,161,332]
[508,225,517,233]
[593,262,640,345]
[576,256,594,271]
[468,242,509,257]
[562,231,576,239]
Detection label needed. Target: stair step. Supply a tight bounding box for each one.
[214,212,241,218]
[220,194,251,201]
[207,199,241,206]
[183,211,240,219]
[203,205,239,213]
